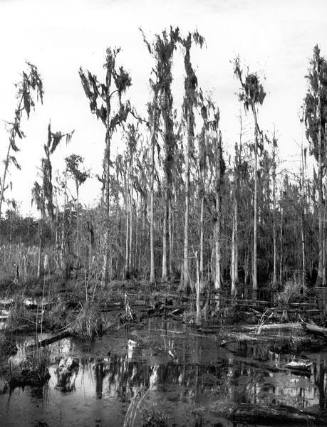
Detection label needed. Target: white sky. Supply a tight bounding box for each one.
[0,0,326,215]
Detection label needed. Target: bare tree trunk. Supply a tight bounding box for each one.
[324,207,326,285]
[149,189,155,283]
[318,138,324,286]
[102,126,111,285]
[234,197,239,286]
[60,181,68,278]
[195,251,201,325]
[279,205,284,285]
[169,200,173,279]
[199,196,204,285]
[134,201,138,274]
[214,215,221,290]
[233,121,242,294]
[140,200,146,274]
[316,76,324,287]
[244,247,250,298]
[161,80,175,283]
[128,194,133,273]
[183,116,191,290]
[252,106,259,299]
[149,115,156,283]
[125,191,129,277]
[301,207,306,290]
[325,124,327,286]
[162,200,168,281]
[161,97,170,283]
[37,224,42,279]
[231,197,237,296]
[301,141,306,289]
[76,186,80,260]
[214,131,222,294]
[272,140,277,289]
[231,141,239,297]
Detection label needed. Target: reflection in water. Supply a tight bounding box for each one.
[55,357,79,392]
[1,320,327,426]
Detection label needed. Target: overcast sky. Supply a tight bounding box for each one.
[0,0,326,216]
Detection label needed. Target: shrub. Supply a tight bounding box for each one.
[276,279,306,305]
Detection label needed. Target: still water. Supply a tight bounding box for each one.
[0,319,327,426]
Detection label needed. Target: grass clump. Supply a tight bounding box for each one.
[70,302,103,340]
[142,408,168,427]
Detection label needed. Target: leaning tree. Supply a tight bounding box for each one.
[0,63,44,218]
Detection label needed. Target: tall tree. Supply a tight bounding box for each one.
[300,139,307,289]
[179,31,204,291]
[147,80,160,284]
[141,27,179,282]
[79,48,132,285]
[304,45,327,286]
[213,109,225,292]
[125,124,139,276]
[234,58,266,298]
[0,63,43,218]
[197,94,214,288]
[231,142,241,295]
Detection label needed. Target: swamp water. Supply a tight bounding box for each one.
[1,318,327,426]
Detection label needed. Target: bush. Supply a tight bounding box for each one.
[276,279,306,305]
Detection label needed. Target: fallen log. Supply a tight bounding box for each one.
[301,321,327,339]
[27,330,71,350]
[245,322,302,332]
[284,359,312,375]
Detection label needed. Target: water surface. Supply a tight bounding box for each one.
[1,319,327,426]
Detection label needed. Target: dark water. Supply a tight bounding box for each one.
[1,319,327,426]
